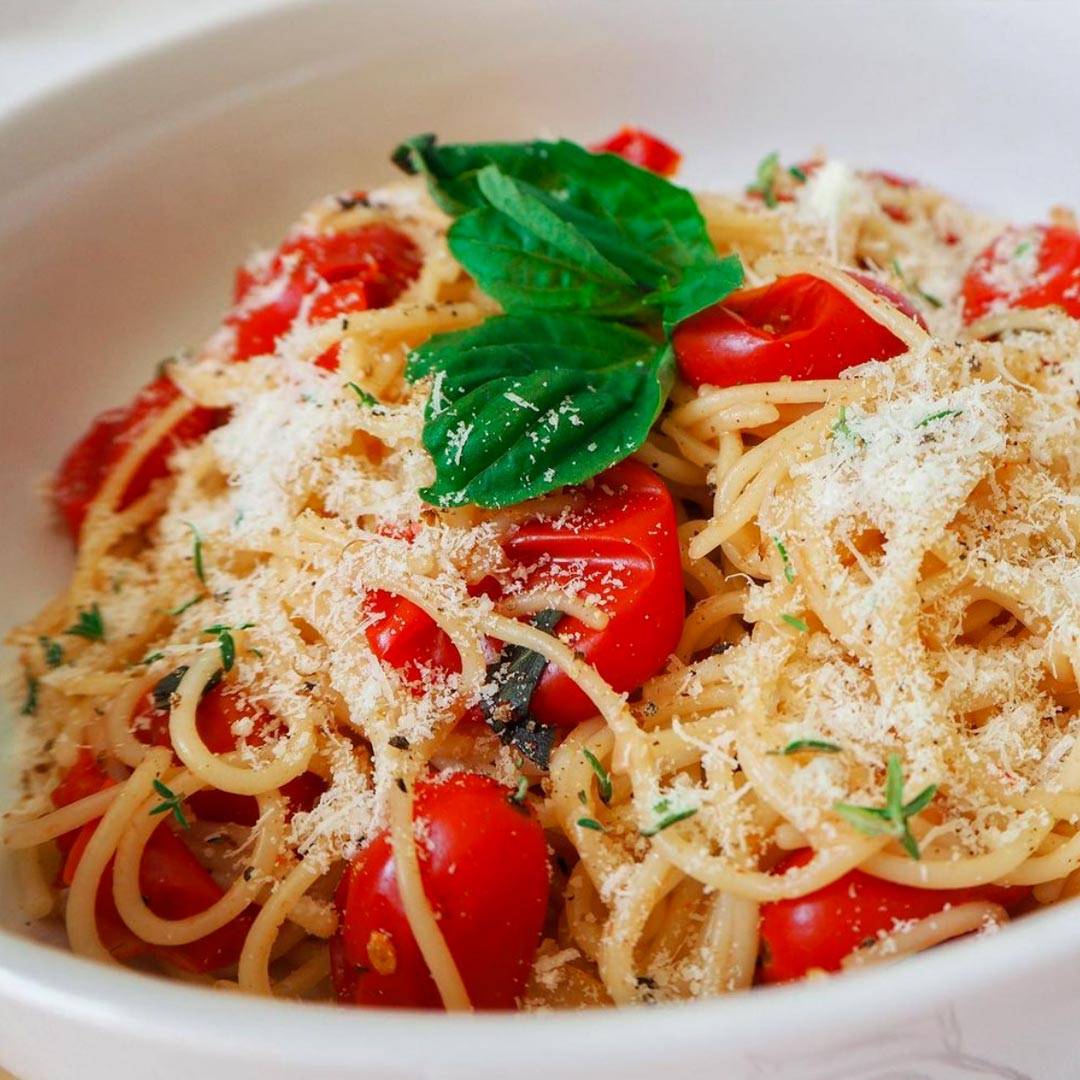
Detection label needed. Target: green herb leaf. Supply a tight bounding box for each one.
[641,804,698,837]
[768,739,843,756]
[645,257,746,331]
[788,165,808,183]
[772,536,795,583]
[149,778,190,830]
[183,521,205,584]
[577,817,605,832]
[64,603,105,642]
[166,595,203,618]
[831,404,865,448]
[891,258,943,309]
[409,315,673,508]
[346,382,380,408]
[202,624,254,673]
[747,151,780,208]
[137,652,166,667]
[509,774,529,806]
[582,748,613,806]
[916,409,963,428]
[781,614,809,633]
[834,753,937,860]
[38,636,63,669]
[21,671,38,716]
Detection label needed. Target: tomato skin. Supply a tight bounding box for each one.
[758,849,1030,984]
[673,272,925,389]
[502,459,684,726]
[331,772,549,1010]
[591,127,681,177]
[363,461,684,728]
[228,223,421,361]
[53,375,222,541]
[961,224,1080,323]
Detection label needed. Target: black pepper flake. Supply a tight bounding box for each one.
[243,867,255,881]
[388,735,410,751]
[335,193,370,210]
[395,777,407,793]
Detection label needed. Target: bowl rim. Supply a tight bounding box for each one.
[2,0,1078,1067]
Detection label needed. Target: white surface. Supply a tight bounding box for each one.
[1,2,1079,1079]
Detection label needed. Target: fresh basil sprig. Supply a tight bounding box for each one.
[394,134,743,508]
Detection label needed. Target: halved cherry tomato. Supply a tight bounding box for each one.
[673,272,925,389]
[132,678,325,826]
[228,223,421,361]
[758,848,1030,984]
[330,772,549,1009]
[53,375,222,541]
[961,224,1080,323]
[591,127,681,177]
[363,460,685,727]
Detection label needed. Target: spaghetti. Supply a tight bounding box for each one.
[5,138,1080,1009]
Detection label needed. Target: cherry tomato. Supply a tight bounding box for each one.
[330,772,549,1009]
[364,460,685,727]
[960,224,1080,323]
[228,223,421,361]
[53,375,222,541]
[132,678,325,826]
[758,848,1030,984]
[591,127,681,177]
[673,272,925,389]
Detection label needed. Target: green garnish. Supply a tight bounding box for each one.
[202,623,254,672]
[137,652,166,667]
[583,747,613,806]
[38,636,63,669]
[834,753,937,860]
[64,603,105,642]
[768,738,843,756]
[509,774,529,806]
[577,817,605,832]
[788,165,808,183]
[183,522,205,584]
[891,258,943,309]
[166,595,203,617]
[772,536,795,583]
[149,778,190,830]
[346,382,380,409]
[394,134,742,509]
[747,151,780,208]
[21,671,38,716]
[831,405,864,448]
[1013,240,1032,259]
[781,614,809,633]
[917,409,964,428]
[640,798,698,837]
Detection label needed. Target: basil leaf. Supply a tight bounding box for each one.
[409,315,671,507]
[646,257,745,330]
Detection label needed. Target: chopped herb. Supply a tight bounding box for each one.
[38,636,63,668]
[166,595,203,617]
[248,648,264,659]
[21,671,38,716]
[747,151,780,208]
[577,817,605,832]
[1013,240,1032,259]
[781,614,809,633]
[481,609,563,768]
[149,778,190,830]
[151,666,223,711]
[834,753,937,860]
[138,652,166,667]
[772,535,795,583]
[509,775,529,806]
[891,258,943,309]
[641,801,698,837]
[768,738,843,756]
[582,748,613,805]
[577,789,588,805]
[917,408,964,428]
[201,623,254,673]
[346,382,380,408]
[64,603,105,641]
[183,522,205,584]
[788,165,808,183]
[831,404,864,448]
[388,734,410,751]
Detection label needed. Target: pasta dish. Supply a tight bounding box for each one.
[5,128,1080,1009]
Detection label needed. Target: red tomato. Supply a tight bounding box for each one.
[591,127,682,177]
[228,223,421,361]
[673,272,925,389]
[758,849,1030,984]
[132,679,325,826]
[330,772,549,1009]
[363,460,685,728]
[960,224,1080,323]
[53,375,222,541]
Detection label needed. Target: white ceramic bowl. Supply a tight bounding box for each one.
[3,3,1079,1077]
